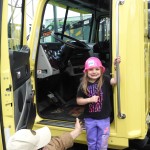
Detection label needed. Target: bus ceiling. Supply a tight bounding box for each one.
[50,0,111,13]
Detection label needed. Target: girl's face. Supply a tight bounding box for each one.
[87,67,101,82]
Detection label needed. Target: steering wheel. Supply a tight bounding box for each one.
[51,32,91,51]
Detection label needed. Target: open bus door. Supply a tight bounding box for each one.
[0,0,36,149]
[28,0,150,149]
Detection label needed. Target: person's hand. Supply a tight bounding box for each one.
[74,118,83,134]
[70,118,83,139]
[90,95,99,103]
[114,56,121,70]
[114,56,121,65]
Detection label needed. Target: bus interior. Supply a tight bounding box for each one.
[35,0,113,128]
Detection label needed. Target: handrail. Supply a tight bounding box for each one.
[116,0,126,119]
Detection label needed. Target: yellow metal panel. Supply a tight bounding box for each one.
[108,136,128,149]
[112,0,148,140]
[1,0,15,132]
[28,0,46,92]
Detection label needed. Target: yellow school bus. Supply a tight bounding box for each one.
[0,0,150,149]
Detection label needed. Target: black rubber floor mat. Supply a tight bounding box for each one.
[38,119,76,128]
[40,105,84,122]
[68,106,84,117]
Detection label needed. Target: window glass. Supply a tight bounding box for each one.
[8,0,23,51]
[148,1,150,38]
[40,3,92,44]
[26,0,38,40]
[65,11,92,43]
[40,4,66,43]
[99,17,110,41]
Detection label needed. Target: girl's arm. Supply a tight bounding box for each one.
[77,95,99,105]
[110,70,117,85]
[110,56,121,85]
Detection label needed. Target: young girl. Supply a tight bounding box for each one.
[76,56,120,150]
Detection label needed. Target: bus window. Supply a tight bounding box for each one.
[8,0,23,50]
[26,0,38,39]
[99,17,110,42]
[96,17,110,68]
[40,4,66,43]
[40,3,92,44]
[65,12,92,43]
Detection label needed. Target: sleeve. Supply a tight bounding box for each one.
[104,75,111,86]
[45,132,74,150]
[76,84,86,98]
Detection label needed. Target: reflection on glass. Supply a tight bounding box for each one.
[8,0,23,51]
[40,3,92,44]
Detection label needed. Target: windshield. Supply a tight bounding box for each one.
[40,3,92,44]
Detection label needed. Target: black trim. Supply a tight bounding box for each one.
[61,6,69,40]
[9,46,31,90]
[88,14,94,42]
[35,0,48,115]
[148,1,150,9]
[20,0,25,46]
[109,0,112,72]
[54,0,110,13]
[0,0,6,149]
[129,136,149,149]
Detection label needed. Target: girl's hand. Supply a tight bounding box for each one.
[114,56,121,65]
[114,56,121,70]
[90,95,99,103]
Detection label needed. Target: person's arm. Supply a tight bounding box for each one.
[110,56,121,85]
[110,71,117,85]
[70,118,82,139]
[77,95,99,105]
[76,86,99,105]
[43,118,83,150]
[43,133,73,150]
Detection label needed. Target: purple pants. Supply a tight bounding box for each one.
[84,117,110,150]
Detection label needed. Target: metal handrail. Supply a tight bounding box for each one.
[116,0,126,119]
